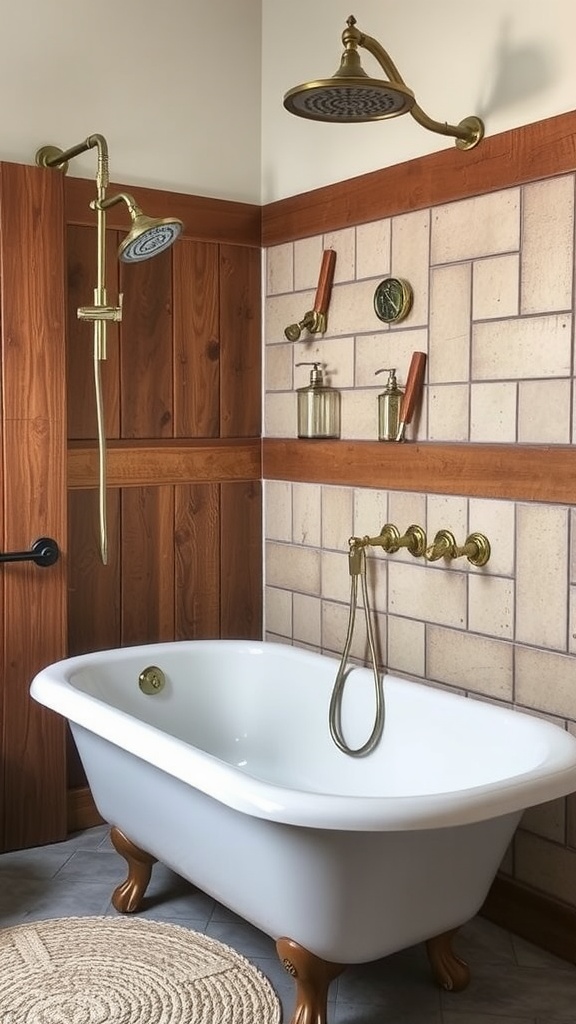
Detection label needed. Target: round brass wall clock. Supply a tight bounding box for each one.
[373,277,413,324]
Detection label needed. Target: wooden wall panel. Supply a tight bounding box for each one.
[67,225,120,439]
[68,489,121,655]
[121,486,175,645]
[174,241,220,437]
[175,484,220,639]
[220,481,262,639]
[220,245,262,438]
[120,250,174,438]
[66,177,262,248]
[0,163,67,849]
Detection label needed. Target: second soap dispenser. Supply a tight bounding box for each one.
[375,368,403,441]
[296,361,341,439]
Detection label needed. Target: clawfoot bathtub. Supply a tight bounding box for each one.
[31,640,576,1024]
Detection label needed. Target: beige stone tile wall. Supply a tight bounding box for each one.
[263,169,576,909]
[265,173,575,444]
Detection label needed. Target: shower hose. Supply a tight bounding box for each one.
[328,540,385,757]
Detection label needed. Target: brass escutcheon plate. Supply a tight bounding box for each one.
[138,665,166,695]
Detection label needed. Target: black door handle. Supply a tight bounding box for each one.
[0,537,59,567]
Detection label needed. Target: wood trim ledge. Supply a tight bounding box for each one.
[65,178,261,248]
[262,109,576,246]
[68,439,262,489]
[263,439,576,504]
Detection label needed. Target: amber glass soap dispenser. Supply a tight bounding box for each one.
[296,361,341,439]
[375,367,403,441]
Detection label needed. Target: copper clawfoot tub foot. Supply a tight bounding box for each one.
[109,826,157,913]
[277,937,345,1024]
[426,927,470,991]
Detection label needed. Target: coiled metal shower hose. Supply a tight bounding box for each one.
[329,540,385,757]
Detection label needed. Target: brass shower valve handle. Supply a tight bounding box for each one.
[425,530,491,567]
[354,523,427,558]
[458,532,491,567]
[284,249,337,341]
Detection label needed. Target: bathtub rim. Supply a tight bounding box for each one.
[30,639,576,833]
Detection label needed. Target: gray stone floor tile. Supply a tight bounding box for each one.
[443,1013,534,1023]
[52,848,126,884]
[206,916,280,960]
[0,846,74,879]
[6,879,112,922]
[336,950,441,1015]
[335,1008,442,1024]
[58,825,111,850]
[439,964,576,1019]
[456,915,518,965]
[512,933,576,971]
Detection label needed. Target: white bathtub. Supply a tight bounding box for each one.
[31,639,576,969]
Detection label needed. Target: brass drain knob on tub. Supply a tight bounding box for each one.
[138,666,166,695]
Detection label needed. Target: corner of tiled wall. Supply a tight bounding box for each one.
[263,170,576,908]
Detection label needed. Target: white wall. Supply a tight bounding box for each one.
[0,0,262,203]
[1,2,574,205]
[262,0,576,202]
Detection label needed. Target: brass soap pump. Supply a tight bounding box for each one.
[296,361,341,439]
[375,367,403,441]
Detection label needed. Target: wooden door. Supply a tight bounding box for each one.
[0,162,67,851]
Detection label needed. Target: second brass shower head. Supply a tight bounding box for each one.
[96,192,183,263]
[283,15,484,150]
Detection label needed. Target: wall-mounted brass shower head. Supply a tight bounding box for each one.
[283,15,484,150]
[96,191,183,263]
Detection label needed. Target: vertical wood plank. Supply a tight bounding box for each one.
[67,489,121,655]
[67,224,120,439]
[121,486,175,644]
[0,162,67,849]
[174,484,220,638]
[173,240,220,437]
[219,245,261,438]
[120,249,174,438]
[220,481,262,639]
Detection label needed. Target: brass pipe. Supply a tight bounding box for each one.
[36,134,116,566]
[347,20,483,149]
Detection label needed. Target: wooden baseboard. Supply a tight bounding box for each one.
[67,786,105,833]
[481,873,576,965]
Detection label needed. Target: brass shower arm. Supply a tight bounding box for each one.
[36,133,110,192]
[94,191,140,217]
[346,22,407,87]
[353,24,483,149]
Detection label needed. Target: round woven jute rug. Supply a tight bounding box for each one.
[0,916,282,1023]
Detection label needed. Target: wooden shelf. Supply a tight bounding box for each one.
[263,439,576,504]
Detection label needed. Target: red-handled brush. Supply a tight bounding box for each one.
[396,351,427,441]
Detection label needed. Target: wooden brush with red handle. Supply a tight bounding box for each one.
[396,351,427,441]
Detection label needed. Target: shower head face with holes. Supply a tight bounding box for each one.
[119,214,184,263]
[283,76,414,123]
